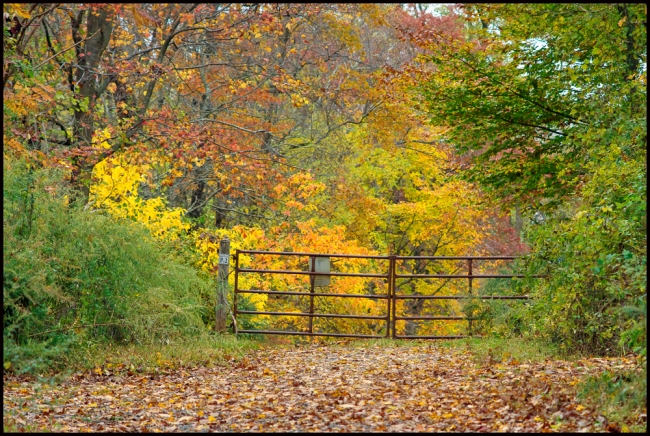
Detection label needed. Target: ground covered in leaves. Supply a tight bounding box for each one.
[3,343,638,432]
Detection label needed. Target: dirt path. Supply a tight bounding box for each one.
[3,344,635,432]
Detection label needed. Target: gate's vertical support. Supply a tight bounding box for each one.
[468,258,473,337]
[233,250,239,335]
[385,256,392,338]
[216,238,230,333]
[308,256,316,335]
[391,255,397,339]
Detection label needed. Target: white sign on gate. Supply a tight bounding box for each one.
[308,256,330,287]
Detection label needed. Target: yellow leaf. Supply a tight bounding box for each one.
[6,4,31,19]
[208,415,216,423]
[198,411,204,417]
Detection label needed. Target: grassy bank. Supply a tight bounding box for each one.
[61,333,263,375]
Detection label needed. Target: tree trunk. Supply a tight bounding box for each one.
[72,6,113,146]
[512,205,524,240]
[70,6,114,200]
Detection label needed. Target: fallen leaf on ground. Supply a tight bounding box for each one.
[2,345,636,432]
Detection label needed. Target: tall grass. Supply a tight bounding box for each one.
[3,159,215,374]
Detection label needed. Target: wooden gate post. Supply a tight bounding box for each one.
[216,238,230,333]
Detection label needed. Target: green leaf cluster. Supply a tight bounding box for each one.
[419,3,646,208]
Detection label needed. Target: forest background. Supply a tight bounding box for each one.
[3,2,646,416]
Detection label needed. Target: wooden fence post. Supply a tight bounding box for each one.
[216,237,230,333]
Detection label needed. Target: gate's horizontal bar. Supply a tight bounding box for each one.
[395,274,529,278]
[395,335,469,339]
[237,310,387,320]
[394,316,477,321]
[237,330,384,338]
[394,295,530,300]
[237,250,390,260]
[236,251,524,261]
[237,289,389,299]
[238,268,388,278]
[396,256,518,260]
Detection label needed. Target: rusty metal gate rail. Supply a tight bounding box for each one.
[234,251,538,340]
[392,256,535,340]
[234,250,393,339]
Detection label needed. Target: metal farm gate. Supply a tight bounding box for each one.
[234,250,534,340]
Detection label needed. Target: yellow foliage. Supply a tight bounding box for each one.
[92,128,113,149]
[4,3,30,19]
[192,226,270,312]
[4,136,25,154]
[89,153,189,241]
[4,84,39,117]
[195,220,386,331]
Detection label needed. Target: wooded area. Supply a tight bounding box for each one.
[3,3,646,432]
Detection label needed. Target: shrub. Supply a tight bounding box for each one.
[518,151,646,356]
[3,159,213,374]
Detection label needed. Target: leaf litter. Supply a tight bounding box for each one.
[3,343,637,432]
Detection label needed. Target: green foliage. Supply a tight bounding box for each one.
[63,333,261,374]
[3,159,214,374]
[459,336,563,365]
[419,3,646,209]
[417,3,647,356]
[578,366,647,432]
[462,273,532,339]
[469,156,646,355]
[520,153,646,355]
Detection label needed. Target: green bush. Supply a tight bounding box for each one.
[461,260,533,339]
[519,151,646,356]
[465,149,646,358]
[3,159,214,374]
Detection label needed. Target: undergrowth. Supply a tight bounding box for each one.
[458,336,565,364]
[578,364,647,432]
[62,333,262,375]
[2,159,218,375]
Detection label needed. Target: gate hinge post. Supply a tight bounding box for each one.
[216,237,230,333]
